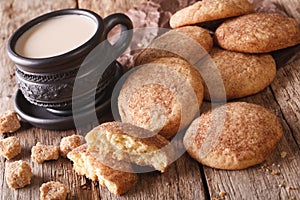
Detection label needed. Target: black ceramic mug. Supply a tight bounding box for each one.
[7,9,133,109]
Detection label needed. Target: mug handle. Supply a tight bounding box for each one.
[103,13,133,58]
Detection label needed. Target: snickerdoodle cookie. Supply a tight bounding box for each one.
[119,57,204,139]
[183,102,283,170]
[215,13,300,53]
[135,26,212,66]
[68,144,138,195]
[204,48,276,101]
[170,0,254,28]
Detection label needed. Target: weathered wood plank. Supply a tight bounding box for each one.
[271,59,300,146]
[78,0,147,17]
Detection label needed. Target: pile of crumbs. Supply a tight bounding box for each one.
[260,162,281,175]
[0,109,85,199]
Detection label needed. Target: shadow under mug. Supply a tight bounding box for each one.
[7,8,133,110]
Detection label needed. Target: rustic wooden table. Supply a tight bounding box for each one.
[0,0,299,199]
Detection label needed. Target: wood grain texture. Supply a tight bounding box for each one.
[78,0,147,17]
[271,59,300,146]
[0,0,300,199]
[272,0,300,23]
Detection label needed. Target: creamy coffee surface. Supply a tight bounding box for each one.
[15,14,97,58]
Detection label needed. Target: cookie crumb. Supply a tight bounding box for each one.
[40,181,67,200]
[261,162,273,173]
[219,191,227,197]
[31,142,59,163]
[280,151,287,158]
[271,171,280,175]
[287,186,298,191]
[60,135,85,157]
[0,136,21,160]
[0,110,21,133]
[5,160,33,189]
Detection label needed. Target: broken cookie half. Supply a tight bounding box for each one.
[67,144,138,195]
[85,121,174,173]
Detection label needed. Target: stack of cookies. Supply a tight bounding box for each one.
[117,0,299,170]
[147,0,300,102]
[69,0,299,195]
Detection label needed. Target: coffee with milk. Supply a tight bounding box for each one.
[15,14,97,58]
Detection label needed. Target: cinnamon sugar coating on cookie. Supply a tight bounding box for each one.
[135,26,212,66]
[215,13,300,53]
[119,57,204,139]
[204,48,276,101]
[175,26,213,52]
[170,0,254,28]
[184,102,283,170]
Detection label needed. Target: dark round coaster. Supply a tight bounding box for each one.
[14,62,123,130]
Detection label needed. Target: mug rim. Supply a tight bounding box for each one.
[7,8,104,72]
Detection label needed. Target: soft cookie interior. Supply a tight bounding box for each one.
[85,122,173,173]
